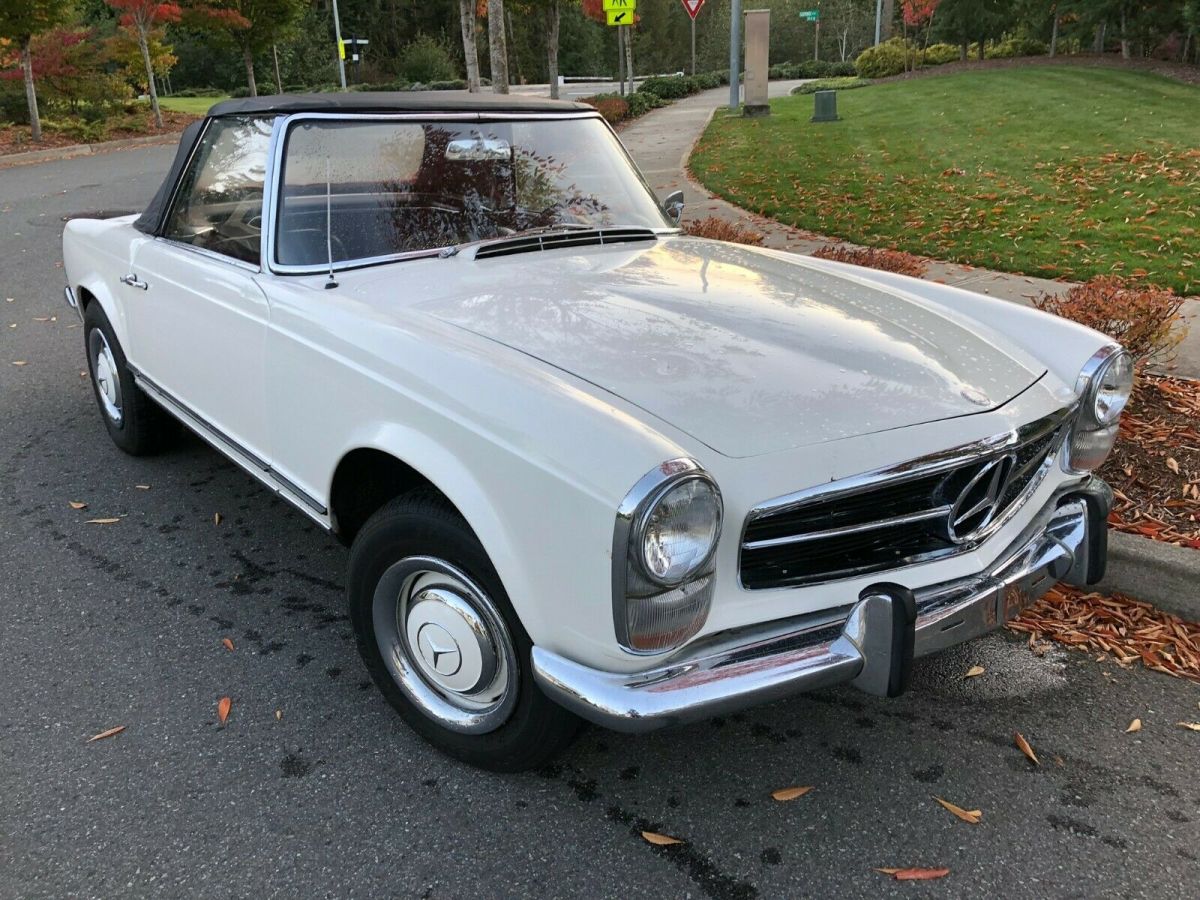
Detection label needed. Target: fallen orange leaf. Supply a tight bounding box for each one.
[875,867,951,881]
[771,786,813,802]
[85,518,121,525]
[217,696,232,725]
[86,725,126,743]
[221,638,235,652]
[1177,721,1200,732]
[964,665,985,678]
[213,513,222,526]
[1166,457,1181,474]
[1014,732,1039,766]
[68,501,87,510]
[1125,718,1142,733]
[934,796,981,824]
[641,831,684,846]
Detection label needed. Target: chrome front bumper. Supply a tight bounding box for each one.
[532,480,1110,733]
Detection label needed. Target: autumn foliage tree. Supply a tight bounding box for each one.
[106,1,181,129]
[186,0,304,97]
[0,0,71,141]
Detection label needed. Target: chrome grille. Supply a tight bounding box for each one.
[739,412,1070,590]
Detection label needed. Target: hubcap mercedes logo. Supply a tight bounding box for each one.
[947,454,1015,544]
[416,623,462,677]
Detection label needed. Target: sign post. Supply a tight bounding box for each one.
[331,0,347,89]
[798,9,820,62]
[605,0,636,95]
[680,0,705,77]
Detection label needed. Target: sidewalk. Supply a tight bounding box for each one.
[621,83,1200,380]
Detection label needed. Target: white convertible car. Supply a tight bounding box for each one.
[63,93,1131,770]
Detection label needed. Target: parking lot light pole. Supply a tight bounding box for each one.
[729,0,742,109]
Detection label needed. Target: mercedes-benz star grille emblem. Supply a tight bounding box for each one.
[947,454,1016,544]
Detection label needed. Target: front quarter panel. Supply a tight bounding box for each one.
[62,216,145,346]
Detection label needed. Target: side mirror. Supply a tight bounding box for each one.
[663,190,684,225]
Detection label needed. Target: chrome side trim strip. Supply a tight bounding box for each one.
[129,366,329,522]
[742,505,951,551]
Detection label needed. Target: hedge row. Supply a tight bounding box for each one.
[855,36,1050,78]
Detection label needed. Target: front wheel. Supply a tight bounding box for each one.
[348,493,580,771]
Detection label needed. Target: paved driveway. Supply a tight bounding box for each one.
[0,143,1197,899]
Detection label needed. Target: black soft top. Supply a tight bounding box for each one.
[207,91,591,117]
[133,91,594,235]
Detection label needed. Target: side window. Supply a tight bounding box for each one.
[164,116,274,265]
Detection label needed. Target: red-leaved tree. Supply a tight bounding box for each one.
[106,1,181,128]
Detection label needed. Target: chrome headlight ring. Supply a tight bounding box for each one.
[1064,344,1133,474]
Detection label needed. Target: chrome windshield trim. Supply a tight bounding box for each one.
[153,236,262,273]
[742,505,951,551]
[263,110,664,276]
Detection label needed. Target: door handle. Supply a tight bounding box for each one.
[120,273,149,290]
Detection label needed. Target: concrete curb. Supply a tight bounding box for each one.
[0,132,180,169]
[1096,530,1200,622]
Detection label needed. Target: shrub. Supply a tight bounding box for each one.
[827,61,857,77]
[230,85,252,98]
[986,36,1048,59]
[172,87,225,98]
[793,77,870,95]
[638,75,698,100]
[582,93,629,124]
[812,244,929,277]
[692,71,721,89]
[854,38,915,78]
[42,118,108,143]
[683,216,764,246]
[923,43,960,65]
[398,34,457,84]
[795,59,833,79]
[426,79,467,91]
[625,91,664,118]
[1033,276,1187,368]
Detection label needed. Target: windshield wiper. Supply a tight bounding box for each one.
[439,223,596,258]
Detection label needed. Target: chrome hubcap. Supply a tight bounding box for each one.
[89,329,123,425]
[373,556,516,734]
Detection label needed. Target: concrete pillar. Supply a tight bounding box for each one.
[743,9,770,116]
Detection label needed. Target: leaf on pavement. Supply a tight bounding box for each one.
[86,725,126,743]
[221,638,235,652]
[135,484,151,490]
[68,501,87,510]
[1177,721,1200,732]
[875,867,951,881]
[1125,718,1142,733]
[275,709,282,721]
[641,831,684,846]
[964,665,985,678]
[11,360,27,366]
[213,512,222,526]
[217,696,232,725]
[85,518,121,524]
[934,796,981,824]
[1014,732,1039,765]
[771,786,813,802]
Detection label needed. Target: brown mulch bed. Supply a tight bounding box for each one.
[878,54,1200,89]
[0,109,198,157]
[1009,585,1200,683]
[1100,374,1200,549]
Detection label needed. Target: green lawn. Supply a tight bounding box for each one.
[158,95,229,115]
[690,67,1200,293]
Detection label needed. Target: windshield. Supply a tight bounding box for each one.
[274,116,671,268]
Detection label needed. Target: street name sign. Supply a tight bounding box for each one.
[798,10,819,21]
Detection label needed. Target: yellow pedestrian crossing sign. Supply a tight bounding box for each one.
[604,0,636,25]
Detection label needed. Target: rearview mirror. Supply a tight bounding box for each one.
[663,189,684,225]
[446,138,512,161]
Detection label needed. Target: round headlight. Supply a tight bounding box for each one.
[1090,350,1134,426]
[637,477,722,586]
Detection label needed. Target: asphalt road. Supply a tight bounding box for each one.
[1,146,1198,900]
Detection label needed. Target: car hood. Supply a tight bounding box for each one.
[414,237,1045,459]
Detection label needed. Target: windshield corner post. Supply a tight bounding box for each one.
[729,0,742,110]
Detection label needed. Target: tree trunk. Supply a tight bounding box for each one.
[1049,7,1059,58]
[137,24,163,129]
[507,9,522,84]
[959,38,968,61]
[458,0,481,92]
[1093,21,1106,54]
[272,44,283,94]
[488,0,509,94]
[977,35,985,61]
[881,0,894,40]
[242,45,258,97]
[546,0,560,99]
[1119,6,1130,59]
[20,40,42,143]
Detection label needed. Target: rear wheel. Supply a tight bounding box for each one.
[348,493,580,771]
[83,302,172,455]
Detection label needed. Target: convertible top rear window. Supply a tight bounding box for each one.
[274,117,670,268]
